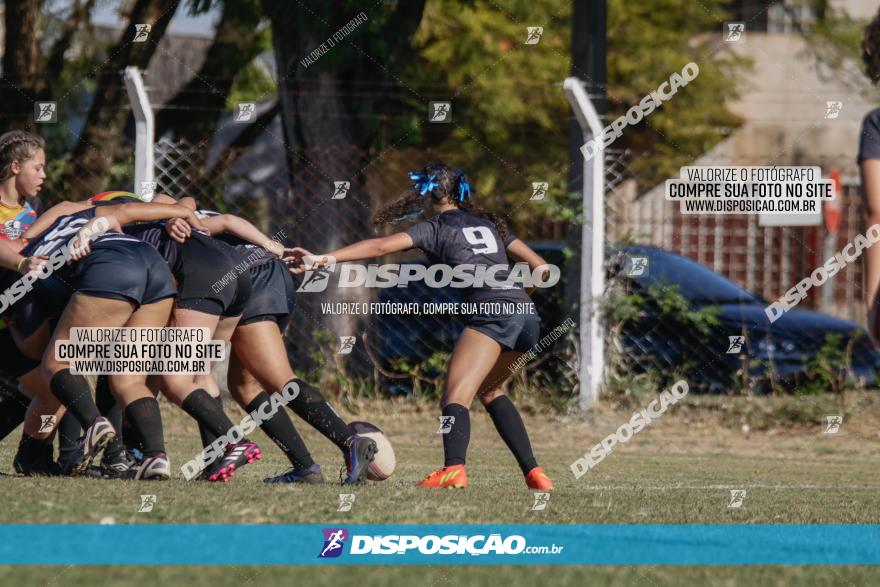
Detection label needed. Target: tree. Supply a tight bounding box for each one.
[0,0,99,132]
[59,0,180,195]
[257,0,428,372]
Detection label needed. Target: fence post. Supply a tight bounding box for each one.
[564,77,605,411]
[123,66,155,199]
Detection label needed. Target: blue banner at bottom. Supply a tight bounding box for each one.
[2,524,878,565]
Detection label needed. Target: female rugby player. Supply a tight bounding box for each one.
[15,197,205,479]
[83,193,263,482]
[288,163,553,490]
[170,203,377,485]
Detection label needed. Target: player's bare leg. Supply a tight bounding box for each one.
[230,320,370,484]
[418,328,502,489]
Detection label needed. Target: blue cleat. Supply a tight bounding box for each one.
[341,434,377,485]
[263,463,326,484]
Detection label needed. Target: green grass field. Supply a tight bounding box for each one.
[0,392,878,585]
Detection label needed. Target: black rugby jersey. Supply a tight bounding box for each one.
[124,222,182,271]
[23,206,139,259]
[196,210,276,269]
[404,209,530,304]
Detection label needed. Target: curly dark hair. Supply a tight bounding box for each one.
[863,8,880,84]
[373,162,509,241]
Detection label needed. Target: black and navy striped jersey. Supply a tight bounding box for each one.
[22,207,138,259]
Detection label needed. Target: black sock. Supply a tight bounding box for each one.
[442,403,470,467]
[0,386,28,442]
[95,376,125,457]
[16,431,53,466]
[122,416,144,453]
[56,412,82,462]
[49,369,99,428]
[246,391,314,470]
[485,396,538,475]
[286,379,351,450]
[124,397,165,456]
[195,395,223,449]
[181,389,236,440]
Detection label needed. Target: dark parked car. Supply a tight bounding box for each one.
[371,243,880,394]
[613,245,880,392]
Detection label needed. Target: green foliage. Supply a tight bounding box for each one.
[798,332,858,396]
[404,0,747,218]
[227,62,277,109]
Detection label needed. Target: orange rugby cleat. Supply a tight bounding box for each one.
[416,464,468,488]
[525,467,553,491]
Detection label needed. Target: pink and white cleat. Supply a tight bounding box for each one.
[207,442,261,482]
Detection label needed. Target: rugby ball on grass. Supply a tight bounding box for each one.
[349,421,395,481]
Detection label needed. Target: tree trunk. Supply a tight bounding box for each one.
[59,0,180,196]
[260,1,426,376]
[0,0,43,132]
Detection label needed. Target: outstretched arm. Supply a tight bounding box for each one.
[506,238,551,293]
[288,233,414,269]
[196,214,285,257]
[95,202,205,231]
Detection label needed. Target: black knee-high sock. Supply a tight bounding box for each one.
[180,389,237,440]
[56,413,82,462]
[285,379,351,450]
[49,370,99,428]
[95,376,125,457]
[246,391,314,470]
[0,386,28,442]
[16,431,53,467]
[442,403,470,467]
[124,397,165,456]
[485,396,538,474]
[196,395,224,449]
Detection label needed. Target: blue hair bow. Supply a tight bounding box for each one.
[456,169,471,202]
[409,171,439,196]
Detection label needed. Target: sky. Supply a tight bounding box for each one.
[90,0,220,38]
